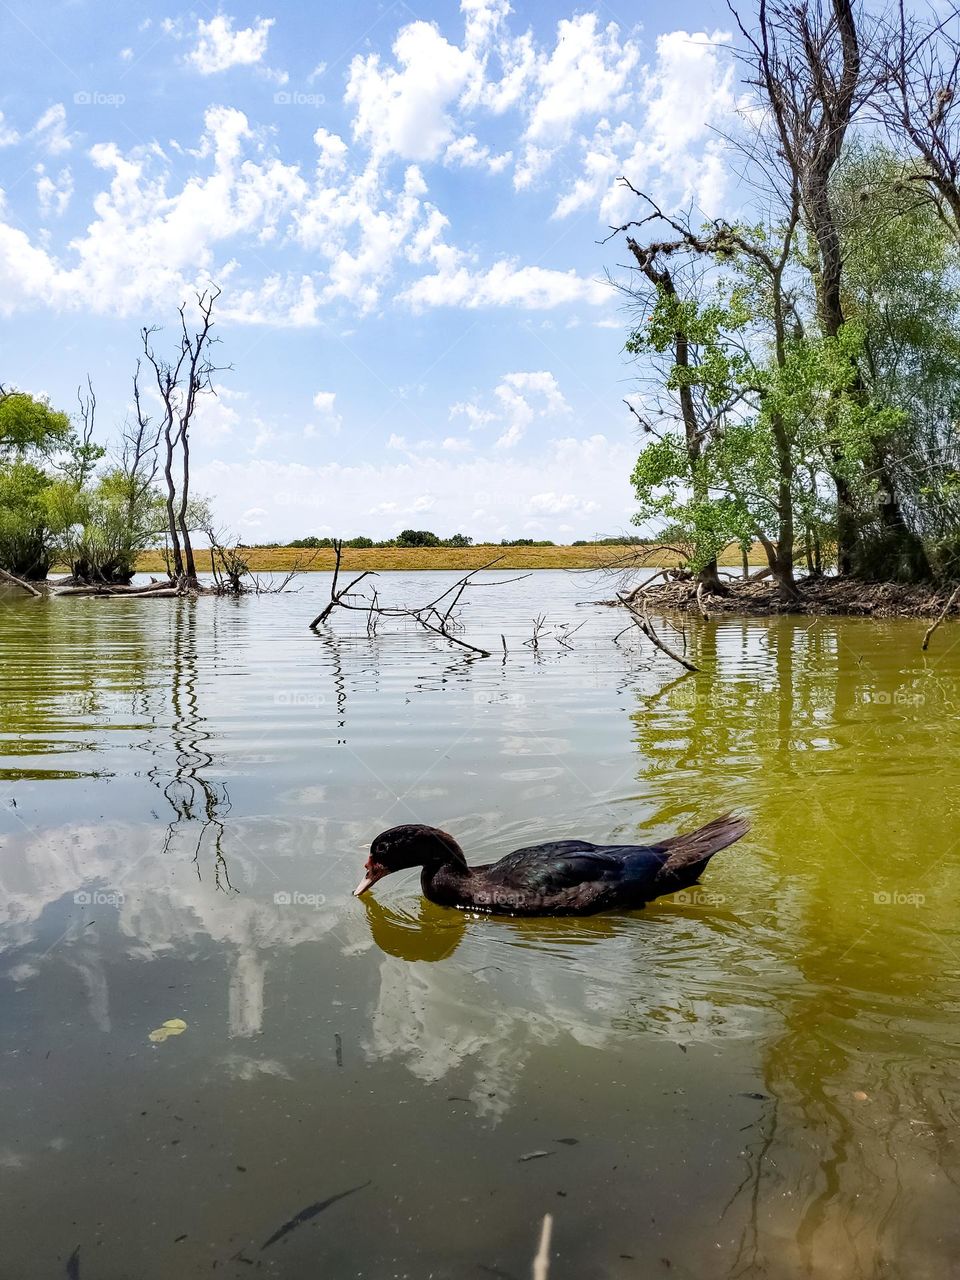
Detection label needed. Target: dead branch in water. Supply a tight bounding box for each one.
[309,547,530,659]
[50,578,182,598]
[310,540,375,628]
[618,591,700,672]
[555,619,586,649]
[525,614,548,650]
[583,567,676,607]
[921,584,960,651]
[0,567,43,597]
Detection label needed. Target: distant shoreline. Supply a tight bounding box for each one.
[133,544,765,574]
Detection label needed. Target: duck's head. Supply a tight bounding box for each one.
[354,824,466,897]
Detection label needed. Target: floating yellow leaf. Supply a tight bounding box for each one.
[148,1018,188,1043]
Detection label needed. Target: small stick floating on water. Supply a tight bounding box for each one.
[260,1181,371,1250]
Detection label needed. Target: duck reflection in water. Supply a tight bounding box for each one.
[360,893,644,963]
[361,896,467,962]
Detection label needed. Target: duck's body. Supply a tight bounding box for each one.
[355,816,748,917]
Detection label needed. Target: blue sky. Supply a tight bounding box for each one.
[1,0,737,541]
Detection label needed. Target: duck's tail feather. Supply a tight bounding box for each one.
[654,814,749,881]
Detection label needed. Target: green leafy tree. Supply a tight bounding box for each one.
[396,529,440,547]
[833,144,960,578]
[0,389,71,458]
[0,462,67,579]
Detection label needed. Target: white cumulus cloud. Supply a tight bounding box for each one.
[346,21,476,163]
[187,14,275,75]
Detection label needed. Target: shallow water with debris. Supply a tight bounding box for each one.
[1,570,959,1278]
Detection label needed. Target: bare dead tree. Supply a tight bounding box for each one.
[872,3,960,240]
[125,360,162,536]
[71,376,99,490]
[141,287,228,588]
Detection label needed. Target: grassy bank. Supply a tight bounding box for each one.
[133,543,765,574]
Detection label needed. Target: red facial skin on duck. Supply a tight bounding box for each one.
[353,860,388,897]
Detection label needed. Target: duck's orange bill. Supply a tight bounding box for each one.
[353,865,387,897]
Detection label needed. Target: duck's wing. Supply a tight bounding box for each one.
[478,841,661,895]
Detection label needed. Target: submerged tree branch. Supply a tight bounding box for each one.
[0,566,43,597]
[921,583,960,651]
[618,591,701,672]
[309,546,531,659]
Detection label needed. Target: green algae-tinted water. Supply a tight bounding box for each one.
[1,571,959,1279]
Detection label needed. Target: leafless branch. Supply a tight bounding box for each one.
[309,548,530,659]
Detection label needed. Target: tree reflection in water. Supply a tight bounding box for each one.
[145,598,234,889]
[629,614,960,1278]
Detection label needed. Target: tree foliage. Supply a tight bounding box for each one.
[618,0,960,590]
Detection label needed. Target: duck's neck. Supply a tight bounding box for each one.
[421,848,472,908]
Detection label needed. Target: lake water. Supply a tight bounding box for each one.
[1,570,959,1279]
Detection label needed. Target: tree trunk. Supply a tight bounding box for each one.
[827,460,856,575]
[772,411,800,600]
[870,445,932,581]
[177,427,198,585]
[163,423,184,579]
[697,558,727,593]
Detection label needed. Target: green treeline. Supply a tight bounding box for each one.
[285,532,559,549]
